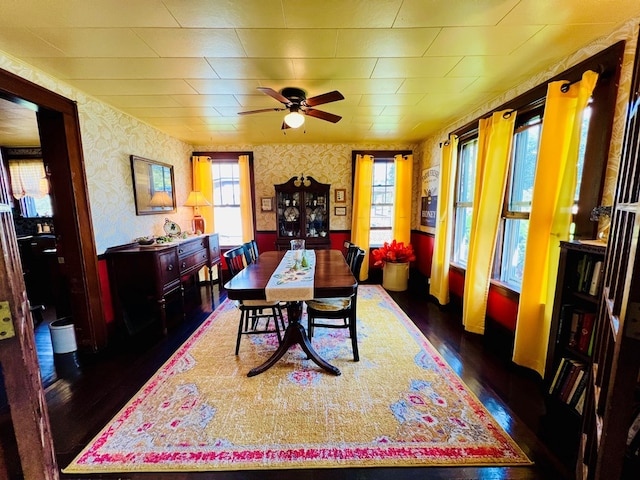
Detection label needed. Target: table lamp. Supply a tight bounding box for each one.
[184,190,211,234]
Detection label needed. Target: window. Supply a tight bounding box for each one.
[370,160,395,246]
[498,116,541,288]
[8,158,53,217]
[452,139,477,267]
[211,161,242,246]
[452,107,594,292]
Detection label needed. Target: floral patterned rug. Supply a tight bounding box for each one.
[64,285,531,473]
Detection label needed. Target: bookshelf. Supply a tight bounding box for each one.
[545,241,605,465]
[577,34,640,480]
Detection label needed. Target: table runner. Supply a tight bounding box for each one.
[265,249,316,301]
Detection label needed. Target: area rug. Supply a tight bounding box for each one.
[64,285,532,473]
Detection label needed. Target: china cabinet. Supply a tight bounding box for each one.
[275,176,330,250]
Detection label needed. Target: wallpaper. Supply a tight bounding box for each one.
[197,143,418,233]
[417,16,640,236]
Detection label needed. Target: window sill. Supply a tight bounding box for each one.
[449,264,520,302]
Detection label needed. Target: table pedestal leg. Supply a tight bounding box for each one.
[247,301,341,377]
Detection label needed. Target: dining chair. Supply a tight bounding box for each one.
[343,241,357,266]
[305,247,365,361]
[223,246,286,355]
[243,239,259,265]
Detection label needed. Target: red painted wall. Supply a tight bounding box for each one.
[97,258,114,324]
[449,268,518,331]
[411,231,434,278]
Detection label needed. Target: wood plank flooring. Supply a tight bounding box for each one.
[1,282,574,479]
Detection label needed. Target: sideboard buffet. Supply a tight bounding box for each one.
[105,233,220,336]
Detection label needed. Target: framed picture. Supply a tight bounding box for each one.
[130,155,176,215]
[335,206,347,216]
[261,197,273,212]
[335,188,346,203]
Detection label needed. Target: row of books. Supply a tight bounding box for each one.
[574,254,603,296]
[548,357,588,414]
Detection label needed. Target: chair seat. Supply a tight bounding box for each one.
[306,297,351,312]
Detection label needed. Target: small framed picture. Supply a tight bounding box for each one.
[335,188,346,203]
[261,197,273,212]
[335,206,347,216]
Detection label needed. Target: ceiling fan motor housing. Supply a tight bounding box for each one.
[281,87,307,106]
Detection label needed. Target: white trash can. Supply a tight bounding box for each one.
[49,317,77,354]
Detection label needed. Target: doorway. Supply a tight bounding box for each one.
[0,66,105,478]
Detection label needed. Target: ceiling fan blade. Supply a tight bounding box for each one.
[305,90,344,107]
[238,107,285,115]
[305,108,342,123]
[257,87,290,104]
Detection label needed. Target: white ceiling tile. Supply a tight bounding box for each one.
[426,26,544,56]
[23,58,218,79]
[237,29,338,58]
[372,57,461,78]
[29,28,159,57]
[205,58,297,79]
[282,0,403,28]
[394,0,520,27]
[163,0,286,28]
[0,0,179,27]
[336,29,439,57]
[134,28,246,57]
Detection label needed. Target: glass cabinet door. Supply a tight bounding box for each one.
[304,192,328,238]
[278,191,301,237]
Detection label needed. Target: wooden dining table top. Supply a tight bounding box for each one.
[224,249,357,301]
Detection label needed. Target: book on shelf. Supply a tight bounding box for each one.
[588,260,603,296]
[568,310,582,348]
[575,387,586,415]
[564,308,596,356]
[549,357,586,401]
[567,369,588,409]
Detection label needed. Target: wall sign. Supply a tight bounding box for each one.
[421,167,438,228]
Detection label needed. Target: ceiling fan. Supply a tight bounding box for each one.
[238,87,344,129]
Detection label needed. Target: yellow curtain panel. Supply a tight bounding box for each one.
[238,154,254,243]
[351,154,374,281]
[393,154,413,245]
[429,136,459,306]
[462,111,516,334]
[513,70,599,376]
[192,156,214,232]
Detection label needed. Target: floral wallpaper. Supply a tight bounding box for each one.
[197,143,418,233]
[417,16,640,235]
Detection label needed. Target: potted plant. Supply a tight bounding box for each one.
[372,240,416,291]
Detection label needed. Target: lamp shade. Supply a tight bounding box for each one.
[184,190,211,207]
[149,191,173,208]
[284,111,305,128]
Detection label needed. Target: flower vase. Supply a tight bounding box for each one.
[382,261,409,292]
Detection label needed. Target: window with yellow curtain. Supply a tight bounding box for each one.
[451,106,594,292]
[192,151,255,247]
[352,150,412,248]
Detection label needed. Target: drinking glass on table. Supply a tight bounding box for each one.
[290,239,305,262]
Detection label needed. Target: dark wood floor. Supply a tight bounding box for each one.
[1,280,576,480]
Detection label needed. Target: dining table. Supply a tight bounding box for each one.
[224,249,357,377]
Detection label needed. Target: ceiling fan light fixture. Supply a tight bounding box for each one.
[284,110,305,128]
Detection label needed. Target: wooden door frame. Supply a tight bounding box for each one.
[0,67,106,478]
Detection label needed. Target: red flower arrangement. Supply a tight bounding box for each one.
[372,240,416,267]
